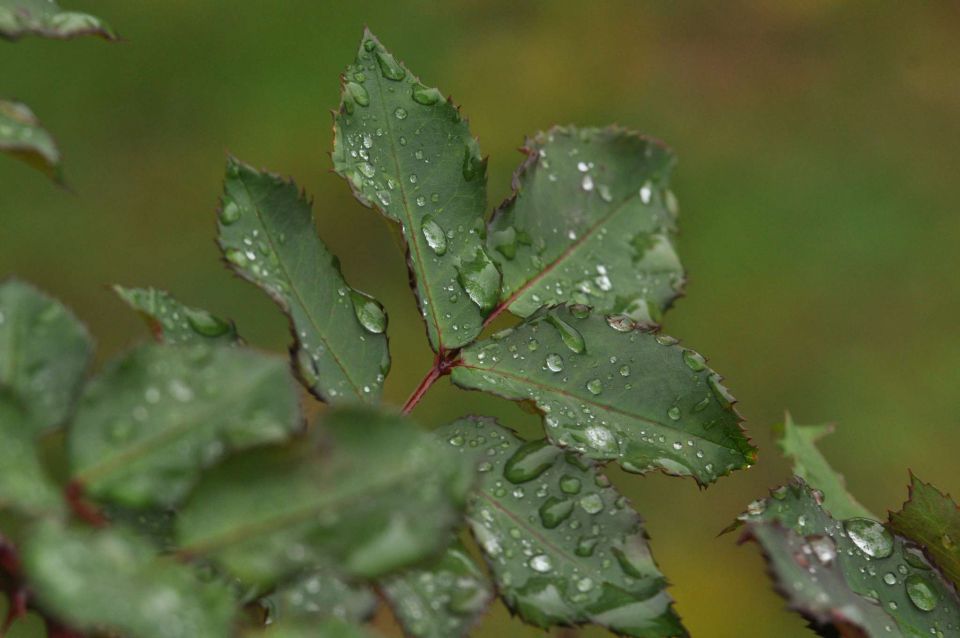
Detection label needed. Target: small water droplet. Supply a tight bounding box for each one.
[560,475,582,494]
[667,406,681,421]
[528,554,553,573]
[374,49,406,80]
[683,350,706,372]
[539,497,574,529]
[219,202,241,225]
[421,216,447,256]
[345,81,370,107]
[586,379,603,395]
[579,493,604,514]
[411,82,442,105]
[394,107,407,120]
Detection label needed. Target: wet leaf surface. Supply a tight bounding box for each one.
[0,0,115,40]
[114,286,239,346]
[890,476,960,592]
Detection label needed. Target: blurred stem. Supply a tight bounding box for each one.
[401,350,461,414]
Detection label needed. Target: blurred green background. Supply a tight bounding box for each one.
[3,1,958,636]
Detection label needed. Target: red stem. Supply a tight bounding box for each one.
[401,351,462,414]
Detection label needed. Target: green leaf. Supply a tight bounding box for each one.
[3,611,47,638]
[776,413,873,520]
[114,286,239,345]
[436,417,686,637]
[0,279,93,433]
[246,618,379,638]
[488,126,683,321]
[381,541,492,638]
[890,475,960,592]
[741,479,960,638]
[22,521,235,638]
[176,406,473,587]
[451,305,754,484]
[0,0,115,41]
[0,392,63,517]
[261,570,377,625]
[0,100,61,181]
[218,157,390,403]
[332,29,498,352]
[69,343,301,508]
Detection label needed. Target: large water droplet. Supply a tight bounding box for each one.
[345,81,370,107]
[683,349,706,372]
[421,215,447,256]
[528,554,553,573]
[545,314,585,354]
[184,308,231,338]
[219,201,241,225]
[503,439,561,484]
[411,82,443,105]
[539,497,574,529]
[349,290,387,334]
[575,535,599,557]
[579,493,604,514]
[843,518,894,558]
[374,49,406,80]
[585,379,603,395]
[545,353,564,373]
[559,475,581,495]
[456,249,500,312]
[905,573,938,611]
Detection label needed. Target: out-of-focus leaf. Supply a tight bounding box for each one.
[890,475,960,592]
[381,541,492,638]
[776,413,872,521]
[3,611,47,638]
[436,417,686,637]
[114,286,239,346]
[69,343,301,508]
[176,406,473,588]
[0,100,61,180]
[247,618,378,638]
[741,479,960,638]
[488,126,683,322]
[261,570,377,625]
[218,158,389,403]
[0,0,115,41]
[451,305,754,484]
[0,392,63,517]
[0,279,92,433]
[332,29,498,352]
[22,521,234,638]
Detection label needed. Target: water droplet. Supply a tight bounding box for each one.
[528,554,553,573]
[374,49,406,80]
[640,181,653,204]
[903,544,930,569]
[586,379,603,395]
[539,496,574,529]
[456,249,500,312]
[219,201,241,225]
[421,216,447,256]
[559,475,582,495]
[905,574,938,611]
[683,350,706,372]
[503,439,561,484]
[394,107,407,120]
[448,434,465,447]
[349,290,387,334]
[606,315,636,332]
[667,406,681,421]
[843,518,894,558]
[185,308,231,338]
[345,81,370,107]
[579,493,604,514]
[545,314,585,354]
[575,536,599,557]
[576,577,594,592]
[411,82,442,105]
[809,536,837,565]
[581,174,594,191]
[883,572,897,585]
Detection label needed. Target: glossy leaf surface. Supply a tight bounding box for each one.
[22,521,234,638]
[381,541,492,638]
[436,417,685,637]
[262,570,377,625]
[115,286,239,345]
[0,100,61,180]
[0,0,114,40]
[742,479,960,638]
[218,158,389,403]
[0,279,92,433]
[489,126,683,321]
[777,413,873,521]
[177,406,473,587]
[452,305,754,484]
[890,476,960,592]
[333,29,498,351]
[69,343,300,508]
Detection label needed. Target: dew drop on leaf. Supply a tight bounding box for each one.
[545,353,564,372]
[538,496,574,529]
[842,518,894,558]
[905,573,938,611]
[349,290,387,334]
[503,439,561,484]
[545,314,585,354]
[374,49,406,81]
[585,379,603,395]
[421,216,447,256]
[219,202,241,225]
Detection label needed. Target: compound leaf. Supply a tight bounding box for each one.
[451,305,754,484]
[436,417,686,637]
[890,476,960,592]
[114,286,239,346]
[777,413,873,520]
[333,29,498,352]
[69,343,301,508]
[0,100,61,180]
[0,279,93,433]
[218,158,390,404]
[176,406,473,588]
[741,479,960,638]
[0,0,115,41]
[489,126,683,322]
[381,541,492,638]
[22,521,235,638]
[0,392,63,517]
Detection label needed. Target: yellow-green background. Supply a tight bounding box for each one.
[3,1,958,636]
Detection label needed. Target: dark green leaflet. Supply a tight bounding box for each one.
[114,286,239,345]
